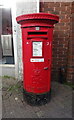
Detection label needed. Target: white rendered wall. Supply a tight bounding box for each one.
[12,0,38,80]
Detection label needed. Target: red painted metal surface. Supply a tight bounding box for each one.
[16,13,59,94]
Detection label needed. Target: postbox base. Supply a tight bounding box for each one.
[23,89,51,106]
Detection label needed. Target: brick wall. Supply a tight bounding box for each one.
[40,2,73,83]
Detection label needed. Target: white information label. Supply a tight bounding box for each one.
[30,58,44,62]
[33,41,42,57]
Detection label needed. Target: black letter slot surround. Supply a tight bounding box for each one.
[28,32,47,35]
[27,31,48,38]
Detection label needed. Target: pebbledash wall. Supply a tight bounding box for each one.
[40,2,74,83]
[14,0,37,80]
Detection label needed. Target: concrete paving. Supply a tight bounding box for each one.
[2,77,72,118]
[0,64,15,77]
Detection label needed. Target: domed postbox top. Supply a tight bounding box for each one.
[16,13,59,27]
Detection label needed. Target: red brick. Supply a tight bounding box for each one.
[60,18,70,23]
[40,1,73,82]
[54,2,60,7]
[61,2,72,6]
[47,2,55,7]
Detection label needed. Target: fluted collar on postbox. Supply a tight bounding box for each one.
[16,13,59,28]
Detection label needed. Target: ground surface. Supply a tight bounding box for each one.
[2,77,72,118]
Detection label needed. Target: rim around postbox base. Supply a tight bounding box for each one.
[23,88,51,106]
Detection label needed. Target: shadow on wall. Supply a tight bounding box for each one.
[52,30,68,83]
[40,2,72,82]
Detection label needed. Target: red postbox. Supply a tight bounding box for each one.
[16,13,59,105]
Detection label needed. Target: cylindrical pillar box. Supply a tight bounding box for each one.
[16,13,59,105]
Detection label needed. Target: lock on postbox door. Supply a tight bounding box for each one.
[16,13,59,105]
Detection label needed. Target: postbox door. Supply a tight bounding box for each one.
[32,39,51,93]
[23,38,52,94]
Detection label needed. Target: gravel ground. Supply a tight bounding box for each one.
[2,77,72,118]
